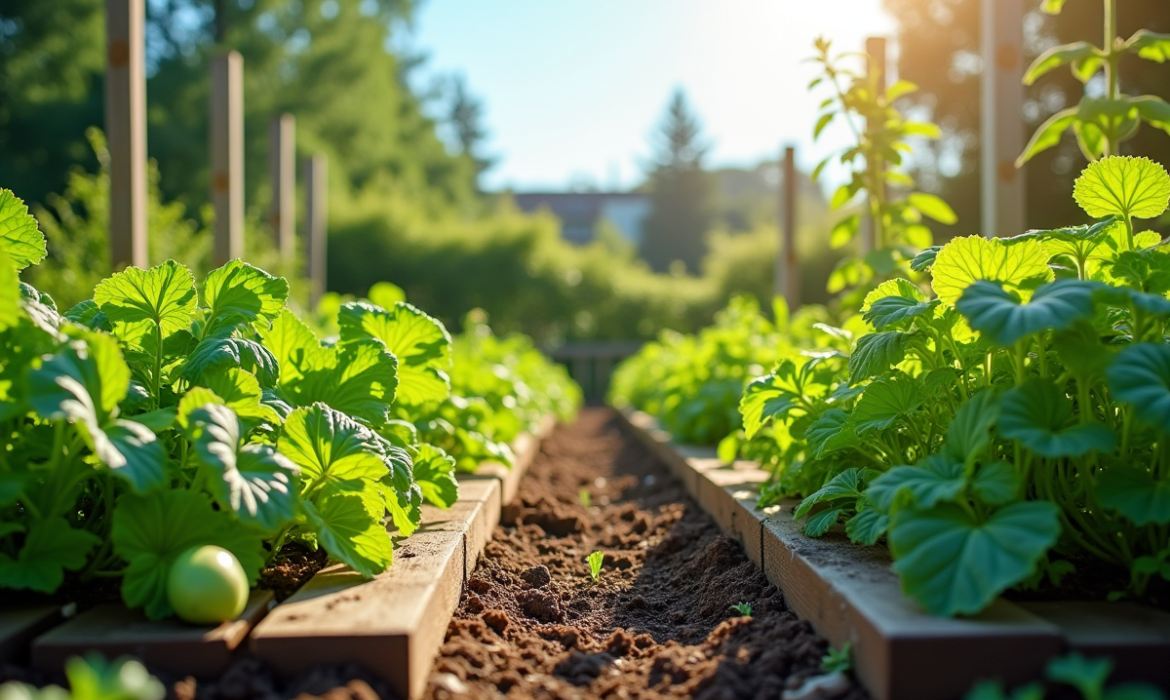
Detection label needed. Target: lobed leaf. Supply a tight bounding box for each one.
[0,189,46,270]
[1073,156,1170,221]
[93,261,197,339]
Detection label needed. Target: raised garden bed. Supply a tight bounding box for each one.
[617,409,1170,700]
[2,420,552,700]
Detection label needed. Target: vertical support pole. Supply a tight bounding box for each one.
[105,0,148,270]
[862,36,887,257]
[211,51,244,266]
[981,0,1027,238]
[776,145,800,308]
[268,114,296,266]
[304,154,328,309]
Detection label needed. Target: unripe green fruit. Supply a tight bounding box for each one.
[167,545,249,624]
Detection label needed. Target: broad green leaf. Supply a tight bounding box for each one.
[278,403,388,489]
[276,338,399,427]
[93,261,197,338]
[1075,98,1140,161]
[184,403,300,534]
[739,361,805,438]
[195,367,281,424]
[862,278,925,311]
[795,468,876,518]
[849,331,907,383]
[0,249,20,331]
[803,507,845,537]
[890,501,1060,616]
[945,390,1000,462]
[956,279,1095,346]
[868,455,965,512]
[302,489,394,577]
[931,235,1052,307]
[0,189,46,270]
[338,301,451,405]
[971,461,1018,506]
[176,387,224,429]
[410,443,458,508]
[805,409,860,458]
[864,296,936,330]
[1097,467,1170,526]
[1016,108,1077,166]
[845,507,889,545]
[112,490,265,619]
[1046,654,1112,700]
[181,336,280,388]
[0,518,100,593]
[1054,322,1113,378]
[202,260,289,336]
[853,376,921,433]
[1127,30,1170,62]
[1073,156,1170,221]
[999,380,1115,458]
[1024,42,1098,85]
[100,421,168,494]
[259,310,321,386]
[385,481,423,537]
[911,246,941,272]
[907,193,957,225]
[1106,343,1170,429]
[1132,95,1170,138]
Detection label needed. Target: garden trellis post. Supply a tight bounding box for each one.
[862,36,887,257]
[211,51,244,266]
[981,0,1026,238]
[105,0,148,270]
[305,154,328,308]
[269,114,296,267]
[776,145,800,308]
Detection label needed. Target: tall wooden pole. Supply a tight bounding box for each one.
[981,0,1027,238]
[863,36,887,257]
[304,154,328,308]
[105,0,148,270]
[211,51,244,266]
[268,114,296,266]
[776,145,800,308]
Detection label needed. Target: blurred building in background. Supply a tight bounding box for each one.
[513,192,650,245]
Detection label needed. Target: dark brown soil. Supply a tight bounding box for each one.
[260,544,330,602]
[424,408,867,700]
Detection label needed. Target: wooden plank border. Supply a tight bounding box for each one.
[616,409,1170,699]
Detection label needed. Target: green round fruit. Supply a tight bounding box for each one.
[166,545,249,624]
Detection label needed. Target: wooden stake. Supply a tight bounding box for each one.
[981,0,1027,238]
[304,154,328,308]
[268,114,296,266]
[105,0,148,270]
[211,51,244,266]
[862,36,887,257]
[776,145,800,309]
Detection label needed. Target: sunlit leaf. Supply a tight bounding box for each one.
[201,260,289,336]
[93,261,197,339]
[0,189,46,270]
[957,279,1095,346]
[1073,156,1170,221]
[932,235,1053,307]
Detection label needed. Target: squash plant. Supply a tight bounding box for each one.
[742,155,1170,615]
[0,188,572,619]
[1018,0,1170,165]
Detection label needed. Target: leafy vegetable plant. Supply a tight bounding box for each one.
[821,642,852,674]
[729,602,752,617]
[966,652,1165,700]
[0,188,578,619]
[587,550,604,581]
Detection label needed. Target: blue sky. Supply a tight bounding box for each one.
[406,0,897,192]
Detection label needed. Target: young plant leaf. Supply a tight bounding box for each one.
[971,461,1020,506]
[93,261,197,338]
[739,361,805,438]
[805,409,860,458]
[277,339,399,427]
[1096,467,1170,526]
[337,301,451,405]
[183,403,300,534]
[409,443,458,508]
[849,331,907,383]
[944,390,1000,462]
[803,507,846,536]
[0,518,100,593]
[201,260,289,336]
[931,235,1052,307]
[0,189,47,270]
[181,336,280,388]
[868,455,966,513]
[845,507,889,545]
[889,501,1060,616]
[194,367,282,424]
[907,192,958,225]
[853,376,922,434]
[1073,156,1170,221]
[302,488,395,578]
[957,279,1095,346]
[112,490,265,619]
[278,403,388,488]
[1106,343,1170,429]
[999,380,1116,457]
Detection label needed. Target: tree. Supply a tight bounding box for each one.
[640,89,714,273]
[882,0,1170,235]
[448,74,496,189]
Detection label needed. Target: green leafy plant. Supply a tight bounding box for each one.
[965,653,1165,700]
[821,642,852,674]
[587,550,604,581]
[578,488,592,507]
[729,602,752,617]
[0,187,578,619]
[0,654,165,700]
[809,37,956,305]
[1018,0,1170,165]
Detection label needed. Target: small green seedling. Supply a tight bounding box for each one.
[578,488,592,507]
[729,602,752,617]
[587,551,604,581]
[821,642,852,674]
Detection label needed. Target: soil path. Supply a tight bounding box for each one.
[424,408,868,700]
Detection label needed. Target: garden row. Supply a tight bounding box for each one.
[0,186,579,698]
[609,3,1170,698]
